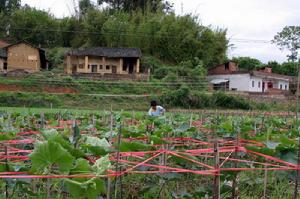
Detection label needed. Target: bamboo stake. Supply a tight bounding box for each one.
[213,140,220,199]
[5,145,9,199]
[114,125,122,199]
[107,105,113,199]
[231,123,239,199]
[189,113,193,127]
[263,126,271,199]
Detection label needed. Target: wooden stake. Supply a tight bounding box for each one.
[231,124,239,199]
[114,125,122,199]
[213,140,220,199]
[189,113,193,127]
[263,166,268,199]
[5,145,9,199]
[110,105,113,140]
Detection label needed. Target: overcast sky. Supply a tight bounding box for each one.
[21,0,300,63]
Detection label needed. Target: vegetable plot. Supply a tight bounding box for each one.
[0,111,299,198]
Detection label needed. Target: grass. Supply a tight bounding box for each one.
[0,92,150,111]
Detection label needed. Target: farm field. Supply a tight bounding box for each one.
[0,109,300,198]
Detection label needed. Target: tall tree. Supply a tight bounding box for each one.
[98,0,173,13]
[79,0,94,18]
[0,0,20,15]
[232,57,263,71]
[9,7,61,47]
[273,26,300,62]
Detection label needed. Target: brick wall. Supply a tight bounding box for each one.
[208,62,238,75]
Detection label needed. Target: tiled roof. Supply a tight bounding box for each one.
[251,71,292,81]
[67,47,142,58]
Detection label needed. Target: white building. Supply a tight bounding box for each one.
[207,62,291,93]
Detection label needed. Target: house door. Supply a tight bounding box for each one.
[262,82,265,92]
[268,82,273,89]
[92,65,97,73]
[72,64,77,73]
[112,65,117,74]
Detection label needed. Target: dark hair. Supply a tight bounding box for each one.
[151,100,157,107]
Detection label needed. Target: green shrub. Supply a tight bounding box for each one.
[212,92,252,110]
[160,89,252,110]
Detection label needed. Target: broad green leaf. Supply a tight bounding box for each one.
[85,136,111,151]
[43,129,85,158]
[29,141,74,172]
[277,151,297,164]
[245,146,275,156]
[264,141,280,149]
[65,178,106,199]
[70,158,92,175]
[92,155,111,176]
[118,141,152,152]
[175,123,190,132]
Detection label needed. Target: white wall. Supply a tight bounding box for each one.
[208,74,251,92]
[277,80,289,90]
[249,76,263,92]
[208,74,290,93]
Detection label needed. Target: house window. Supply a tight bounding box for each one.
[78,64,84,69]
[99,65,103,70]
[72,64,77,68]
[88,64,90,69]
[106,65,110,70]
[252,81,255,87]
[258,82,261,88]
[3,63,7,70]
[285,85,288,90]
[280,84,283,90]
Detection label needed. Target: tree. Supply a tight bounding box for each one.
[97,0,173,13]
[273,26,300,62]
[232,57,263,71]
[79,0,94,18]
[0,0,20,15]
[9,7,61,47]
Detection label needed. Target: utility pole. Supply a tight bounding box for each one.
[293,58,300,199]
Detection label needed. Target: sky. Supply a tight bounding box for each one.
[21,0,300,63]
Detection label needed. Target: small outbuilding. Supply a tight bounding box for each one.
[0,40,48,73]
[64,47,142,76]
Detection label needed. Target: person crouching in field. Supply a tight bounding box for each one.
[148,100,165,117]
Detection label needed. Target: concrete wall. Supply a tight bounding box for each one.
[65,55,140,75]
[208,74,251,91]
[277,80,289,90]
[249,76,263,92]
[7,43,41,72]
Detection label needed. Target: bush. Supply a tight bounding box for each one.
[46,47,69,69]
[160,89,252,110]
[153,66,174,79]
[0,93,61,108]
[212,92,252,110]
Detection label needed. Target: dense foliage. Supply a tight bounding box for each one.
[273,26,300,62]
[160,87,252,110]
[0,2,228,67]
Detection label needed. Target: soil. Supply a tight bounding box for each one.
[0,83,78,94]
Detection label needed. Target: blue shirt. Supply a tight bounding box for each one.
[148,106,165,116]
